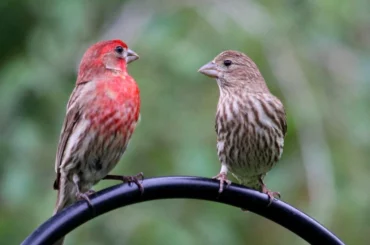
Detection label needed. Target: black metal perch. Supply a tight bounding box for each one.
[21,176,345,245]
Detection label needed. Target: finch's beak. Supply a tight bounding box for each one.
[125,49,139,64]
[198,61,220,78]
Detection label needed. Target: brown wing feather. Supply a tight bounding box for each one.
[271,95,288,137]
[53,85,86,189]
[282,111,287,137]
[278,102,288,137]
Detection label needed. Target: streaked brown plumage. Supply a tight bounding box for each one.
[198,50,287,202]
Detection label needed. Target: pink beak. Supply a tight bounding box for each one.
[125,49,139,64]
[198,61,220,78]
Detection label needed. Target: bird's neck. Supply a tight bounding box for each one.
[217,81,270,97]
[76,64,128,84]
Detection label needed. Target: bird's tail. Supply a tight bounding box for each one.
[53,189,73,215]
[52,236,65,245]
[237,176,263,191]
[52,182,74,245]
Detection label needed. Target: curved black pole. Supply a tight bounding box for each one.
[22,176,345,245]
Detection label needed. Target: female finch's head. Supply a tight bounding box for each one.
[198,50,268,93]
[77,39,139,84]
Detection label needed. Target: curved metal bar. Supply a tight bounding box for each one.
[21,176,345,245]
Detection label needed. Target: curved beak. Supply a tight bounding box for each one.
[125,49,139,64]
[198,61,220,78]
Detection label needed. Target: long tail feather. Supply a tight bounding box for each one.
[52,180,74,245]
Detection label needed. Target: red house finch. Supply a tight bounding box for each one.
[198,50,287,202]
[52,40,141,244]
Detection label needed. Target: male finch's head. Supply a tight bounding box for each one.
[77,39,139,84]
[198,50,268,93]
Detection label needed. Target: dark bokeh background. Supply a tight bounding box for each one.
[1,0,369,244]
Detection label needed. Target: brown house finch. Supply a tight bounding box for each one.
[198,50,287,202]
[52,40,141,245]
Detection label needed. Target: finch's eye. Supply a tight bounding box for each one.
[224,60,232,67]
[115,46,124,54]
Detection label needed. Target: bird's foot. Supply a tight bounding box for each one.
[85,189,96,196]
[212,172,231,193]
[262,185,281,206]
[104,172,144,194]
[76,190,95,210]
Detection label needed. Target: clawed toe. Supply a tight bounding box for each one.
[85,190,96,196]
[76,191,94,210]
[212,172,231,193]
[259,177,280,206]
[263,188,281,206]
[123,173,144,194]
[104,172,144,194]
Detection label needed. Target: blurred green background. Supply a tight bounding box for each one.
[1,0,369,244]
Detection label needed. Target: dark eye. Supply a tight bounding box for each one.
[115,46,124,54]
[223,60,232,67]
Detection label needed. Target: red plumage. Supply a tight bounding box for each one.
[53,40,140,245]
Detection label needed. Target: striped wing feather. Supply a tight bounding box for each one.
[53,86,85,189]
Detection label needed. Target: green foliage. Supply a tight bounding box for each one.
[0,0,369,244]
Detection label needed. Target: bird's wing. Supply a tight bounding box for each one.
[282,108,287,137]
[53,84,86,189]
[261,93,287,137]
[274,97,287,137]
